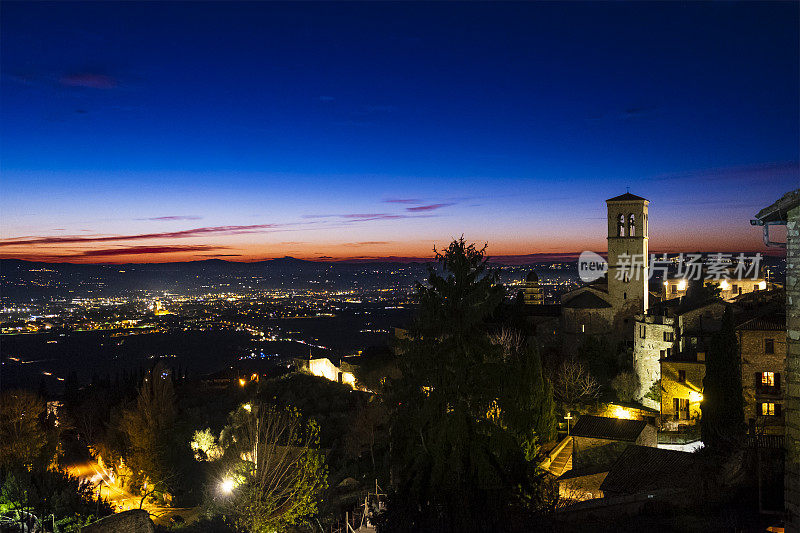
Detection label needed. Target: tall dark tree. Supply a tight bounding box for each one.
[120,362,178,495]
[498,340,558,458]
[701,306,745,449]
[381,239,552,532]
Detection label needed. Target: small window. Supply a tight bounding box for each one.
[671,285,678,294]
[761,402,777,416]
[618,214,626,237]
[581,324,585,333]
[660,349,666,359]
[663,331,674,342]
[666,347,672,357]
[639,325,646,338]
[761,372,775,387]
[765,339,775,354]
[628,213,636,237]
[623,292,627,300]
[678,370,686,383]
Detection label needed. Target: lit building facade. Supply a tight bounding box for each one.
[739,311,787,436]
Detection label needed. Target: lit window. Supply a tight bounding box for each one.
[761,372,775,387]
[761,403,776,416]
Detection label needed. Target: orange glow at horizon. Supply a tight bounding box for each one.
[0,223,780,264]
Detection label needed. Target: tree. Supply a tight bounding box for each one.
[214,403,327,533]
[0,468,112,531]
[496,334,558,457]
[0,390,47,468]
[552,358,600,408]
[382,239,551,531]
[120,362,178,495]
[576,336,622,384]
[343,397,388,473]
[190,428,223,462]
[611,371,639,403]
[701,306,745,449]
[644,379,662,405]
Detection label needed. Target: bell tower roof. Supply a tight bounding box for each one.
[607,192,647,202]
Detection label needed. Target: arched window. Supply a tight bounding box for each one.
[628,213,636,237]
[618,214,625,237]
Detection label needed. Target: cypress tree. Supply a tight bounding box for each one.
[701,305,745,449]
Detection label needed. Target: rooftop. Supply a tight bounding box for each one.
[570,415,648,442]
[754,188,800,223]
[607,192,648,202]
[600,445,699,495]
[562,290,612,309]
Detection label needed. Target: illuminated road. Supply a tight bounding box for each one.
[65,460,198,525]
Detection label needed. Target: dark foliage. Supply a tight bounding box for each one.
[701,306,746,450]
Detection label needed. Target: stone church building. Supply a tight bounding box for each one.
[561,193,650,353]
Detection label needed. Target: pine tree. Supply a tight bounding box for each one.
[382,238,551,531]
[701,306,745,449]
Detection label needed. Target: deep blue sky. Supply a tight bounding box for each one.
[1,2,798,262]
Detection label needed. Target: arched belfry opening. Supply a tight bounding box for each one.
[618,214,626,237]
[628,213,636,237]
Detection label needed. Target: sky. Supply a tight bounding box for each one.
[1,1,798,263]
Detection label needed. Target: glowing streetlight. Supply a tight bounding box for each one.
[220,478,235,494]
[243,403,252,412]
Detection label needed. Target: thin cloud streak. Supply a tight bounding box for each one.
[649,161,799,183]
[71,245,225,258]
[60,72,118,89]
[0,224,281,247]
[383,198,423,204]
[406,203,454,212]
[139,215,203,221]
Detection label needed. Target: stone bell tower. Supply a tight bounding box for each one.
[606,192,649,314]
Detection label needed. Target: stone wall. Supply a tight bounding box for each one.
[633,316,675,406]
[786,204,800,532]
[661,361,705,422]
[739,328,786,434]
[80,510,154,533]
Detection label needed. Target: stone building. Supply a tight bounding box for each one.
[660,351,706,425]
[738,309,787,435]
[654,295,785,431]
[561,193,650,353]
[751,189,800,532]
[633,292,726,409]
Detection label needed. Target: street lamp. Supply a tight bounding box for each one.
[220,478,235,494]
